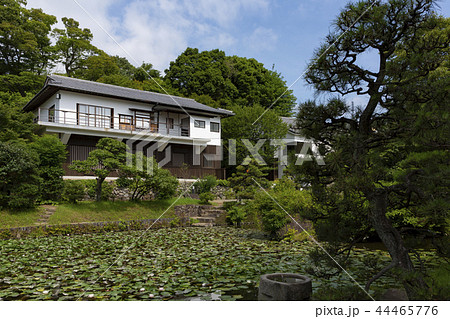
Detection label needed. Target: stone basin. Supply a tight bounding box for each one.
[258,273,312,301]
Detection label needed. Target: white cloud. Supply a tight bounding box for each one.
[245,27,278,52]
[25,0,271,74]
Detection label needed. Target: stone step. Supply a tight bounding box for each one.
[192,223,214,227]
[202,209,225,214]
[193,217,216,223]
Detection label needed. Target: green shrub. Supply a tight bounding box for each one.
[30,135,67,201]
[0,142,40,210]
[226,205,247,227]
[228,159,269,200]
[282,227,316,242]
[217,179,230,187]
[85,180,115,201]
[193,175,217,194]
[252,177,313,238]
[223,201,237,211]
[425,264,450,300]
[62,180,86,203]
[170,216,180,227]
[118,154,178,200]
[199,192,215,205]
[152,169,178,199]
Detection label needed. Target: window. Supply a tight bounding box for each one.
[48,105,55,122]
[134,111,158,132]
[135,111,151,129]
[77,104,113,128]
[119,114,133,130]
[210,122,220,132]
[167,118,174,130]
[194,120,205,128]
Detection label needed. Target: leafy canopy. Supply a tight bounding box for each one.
[165,47,296,115]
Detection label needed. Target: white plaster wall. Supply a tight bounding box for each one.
[58,91,153,127]
[35,90,223,146]
[190,115,221,146]
[34,95,58,122]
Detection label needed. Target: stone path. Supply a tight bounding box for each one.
[34,205,57,226]
[191,206,226,227]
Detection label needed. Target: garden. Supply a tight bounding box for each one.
[0,156,448,301]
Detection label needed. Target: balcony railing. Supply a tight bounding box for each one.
[35,108,190,137]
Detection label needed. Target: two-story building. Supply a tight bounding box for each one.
[24,75,234,179]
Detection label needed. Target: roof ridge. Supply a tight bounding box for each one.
[48,74,197,103]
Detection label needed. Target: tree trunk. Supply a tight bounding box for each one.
[96,178,104,202]
[367,188,427,300]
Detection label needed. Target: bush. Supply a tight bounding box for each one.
[252,177,313,238]
[85,180,115,201]
[62,180,86,203]
[226,205,247,227]
[193,175,217,194]
[228,159,269,200]
[199,192,215,205]
[217,179,230,187]
[152,169,178,200]
[36,166,64,202]
[117,154,178,200]
[0,142,40,210]
[30,135,67,202]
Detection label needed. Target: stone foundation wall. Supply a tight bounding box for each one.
[79,180,233,201]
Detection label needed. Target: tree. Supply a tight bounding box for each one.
[133,62,161,81]
[53,17,97,76]
[165,48,296,115]
[0,141,40,209]
[222,104,288,175]
[0,0,57,75]
[73,52,120,81]
[0,91,36,142]
[70,138,126,201]
[30,135,67,201]
[294,0,449,299]
[228,159,269,200]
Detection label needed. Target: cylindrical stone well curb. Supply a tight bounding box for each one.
[258,273,312,301]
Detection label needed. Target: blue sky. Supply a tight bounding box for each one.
[27,0,449,107]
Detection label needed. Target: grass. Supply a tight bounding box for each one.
[0,198,200,228]
[0,207,43,228]
[48,197,200,225]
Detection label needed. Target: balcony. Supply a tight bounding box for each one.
[35,108,190,138]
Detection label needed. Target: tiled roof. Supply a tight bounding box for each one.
[24,75,234,117]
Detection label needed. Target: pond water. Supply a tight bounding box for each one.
[0,227,441,301]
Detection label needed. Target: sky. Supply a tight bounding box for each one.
[26,0,450,107]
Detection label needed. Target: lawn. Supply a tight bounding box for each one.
[0,227,443,301]
[48,198,200,225]
[0,207,43,228]
[0,198,200,228]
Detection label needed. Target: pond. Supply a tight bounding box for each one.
[0,227,439,301]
